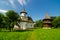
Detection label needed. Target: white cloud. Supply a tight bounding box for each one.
[18,0,30,6]
[0,9,8,13]
[18,0,26,6]
[9,0,16,8]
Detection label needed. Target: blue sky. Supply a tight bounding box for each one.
[0,0,60,21]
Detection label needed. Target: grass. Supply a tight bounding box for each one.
[0,28,60,40]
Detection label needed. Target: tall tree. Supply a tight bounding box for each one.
[6,10,19,31]
[34,20,43,28]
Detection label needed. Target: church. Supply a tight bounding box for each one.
[43,12,52,29]
[13,9,34,30]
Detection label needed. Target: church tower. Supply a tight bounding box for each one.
[43,12,52,29]
[20,8,27,21]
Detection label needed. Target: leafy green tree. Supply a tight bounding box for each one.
[51,16,56,28]
[52,16,60,28]
[34,20,43,28]
[51,16,56,20]
[6,10,19,31]
[0,13,6,29]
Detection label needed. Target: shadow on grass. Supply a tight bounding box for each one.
[0,29,34,32]
[13,29,34,32]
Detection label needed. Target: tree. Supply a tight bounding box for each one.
[51,16,56,21]
[51,16,56,28]
[34,20,43,28]
[0,13,6,29]
[52,16,60,28]
[6,10,19,31]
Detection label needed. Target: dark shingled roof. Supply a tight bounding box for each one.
[17,16,34,23]
[27,16,34,23]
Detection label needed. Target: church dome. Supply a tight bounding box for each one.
[20,8,27,14]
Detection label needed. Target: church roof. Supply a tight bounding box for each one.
[45,12,51,19]
[17,16,34,23]
[20,8,27,14]
[27,16,34,23]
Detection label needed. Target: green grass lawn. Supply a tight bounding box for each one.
[0,28,60,40]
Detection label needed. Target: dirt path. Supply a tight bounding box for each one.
[26,31,36,40]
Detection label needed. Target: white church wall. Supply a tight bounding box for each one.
[31,23,34,28]
[27,23,31,28]
[14,22,34,30]
[27,23,34,28]
[20,22,27,30]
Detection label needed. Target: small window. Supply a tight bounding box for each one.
[26,24,27,26]
[31,25,32,27]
